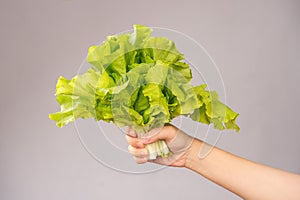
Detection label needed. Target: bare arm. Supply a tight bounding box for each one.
[126,125,300,200]
[186,139,300,200]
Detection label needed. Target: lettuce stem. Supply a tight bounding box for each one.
[145,140,171,160]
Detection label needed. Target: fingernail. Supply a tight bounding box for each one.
[129,130,135,137]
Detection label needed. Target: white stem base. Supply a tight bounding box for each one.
[145,140,172,160]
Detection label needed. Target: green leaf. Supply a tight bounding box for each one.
[143,37,184,63]
[190,84,240,132]
[130,24,152,47]
[50,24,240,134]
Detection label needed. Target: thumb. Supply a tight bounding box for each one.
[140,127,168,144]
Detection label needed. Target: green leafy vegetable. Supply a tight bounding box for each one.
[49,24,239,159]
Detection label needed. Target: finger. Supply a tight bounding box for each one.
[140,129,169,144]
[125,135,145,148]
[141,126,181,145]
[133,156,148,164]
[142,127,162,138]
[128,145,148,158]
[126,127,137,138]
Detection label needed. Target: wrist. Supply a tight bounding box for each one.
[184,138,203,169]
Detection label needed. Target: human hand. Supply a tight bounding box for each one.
[126,124,194,167]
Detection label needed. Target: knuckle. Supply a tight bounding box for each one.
[127,145,134,153]
[126,136,144,148]
[125,135,132,143]
[128,145,148,157]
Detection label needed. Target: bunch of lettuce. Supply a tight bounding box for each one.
[49,25,239,159]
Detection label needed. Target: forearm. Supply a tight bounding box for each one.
[185,139,300,200]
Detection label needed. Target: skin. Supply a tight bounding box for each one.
[126,124,300,200]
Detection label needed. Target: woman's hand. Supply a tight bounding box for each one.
[125,124,195,167]
[126,125,300,200]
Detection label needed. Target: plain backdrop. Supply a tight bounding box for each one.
[1,0,299,199]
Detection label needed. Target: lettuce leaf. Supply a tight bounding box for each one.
[49,24,240,133]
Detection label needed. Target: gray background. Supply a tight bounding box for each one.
[1,0,299,199]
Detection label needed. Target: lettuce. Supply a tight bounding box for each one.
[49,25,239,158]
